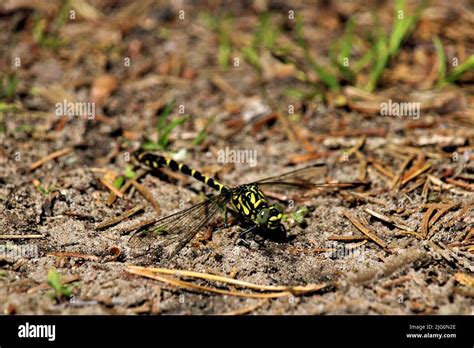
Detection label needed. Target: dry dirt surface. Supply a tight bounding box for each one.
[0,0,473,315]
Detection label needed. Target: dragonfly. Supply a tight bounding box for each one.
[128,151,366,261]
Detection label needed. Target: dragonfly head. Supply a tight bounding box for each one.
[256,204,283,230]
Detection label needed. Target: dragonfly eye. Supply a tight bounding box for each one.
[273,203,284,214]
[257,208,270,225]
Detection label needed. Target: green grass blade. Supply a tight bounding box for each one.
[365,33,389,92]
[158,116,189,149]
[113,176,124,189]
[389,0,425,58]
[243,46,262,73]
[433,36,446,86]
[218,17,232,69]
[157,99,176,133]
[445,55,474,84]
[255,13,278,49]
[337,18,354,67]
[5,74,19,99]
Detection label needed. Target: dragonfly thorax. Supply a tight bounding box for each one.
[230,184,283,230]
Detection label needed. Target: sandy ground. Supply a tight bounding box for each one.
[0,0,473,314]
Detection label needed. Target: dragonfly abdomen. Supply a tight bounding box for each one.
[136,152,228,193]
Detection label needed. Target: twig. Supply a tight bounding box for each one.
[368,159,395,179]
[107,169,148,205]
[391,155,415,190]
[445,178,474,191]
[99,178,124,198]
[95,204,146,230]
[327,235,369,242]
[127,266,326,298]
[355,150,367,182]
[426,203,459,239]
[339,137,365,162]
[120,218,160,235]
[131,180,161,214]
[420,206,436,239]
[288,152,331,164]
[47,252,98,261]
[401,163,432,186]
[364,208,415,232]
[342,211,389,249]
[0,234,45,239]
[128,266,320,292]
[30,147,73,170]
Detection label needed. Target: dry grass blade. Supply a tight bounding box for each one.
[313,128,387,142]
[355,150,367,182]
[426,203,459,239]
[99,178,124,198]
[95,204,146,230]
[288,152,331,164]
[420,206,435,239]
[401,162,432,186]
[339,137,365,162]
[107,169,148,205]
[445,178,474,191]
[128,266,327,293]
[455,273,474,288]
[47,252,98,261]
[128,266,323,292]
[30,147,73,171]
[368,159,395,179]
[127,267,327,298]
[131,180,161,214]
[419,203,459,239]
[0,234,45,239]
[364,208,414,232]
[119,217,160,235]
[391,155,415,190]
[328,235,369,242]
[342,211,389,249]
[210,74,239,96]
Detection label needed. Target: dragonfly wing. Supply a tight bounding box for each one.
[252,163,327,185]
[253,164,366,199]
[128,193,229,262]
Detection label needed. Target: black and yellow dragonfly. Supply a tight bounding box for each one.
[129,151,366,260]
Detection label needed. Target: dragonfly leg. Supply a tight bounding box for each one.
[223,207,237,228]
[223,207,228,227]
[238,225,256,248]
